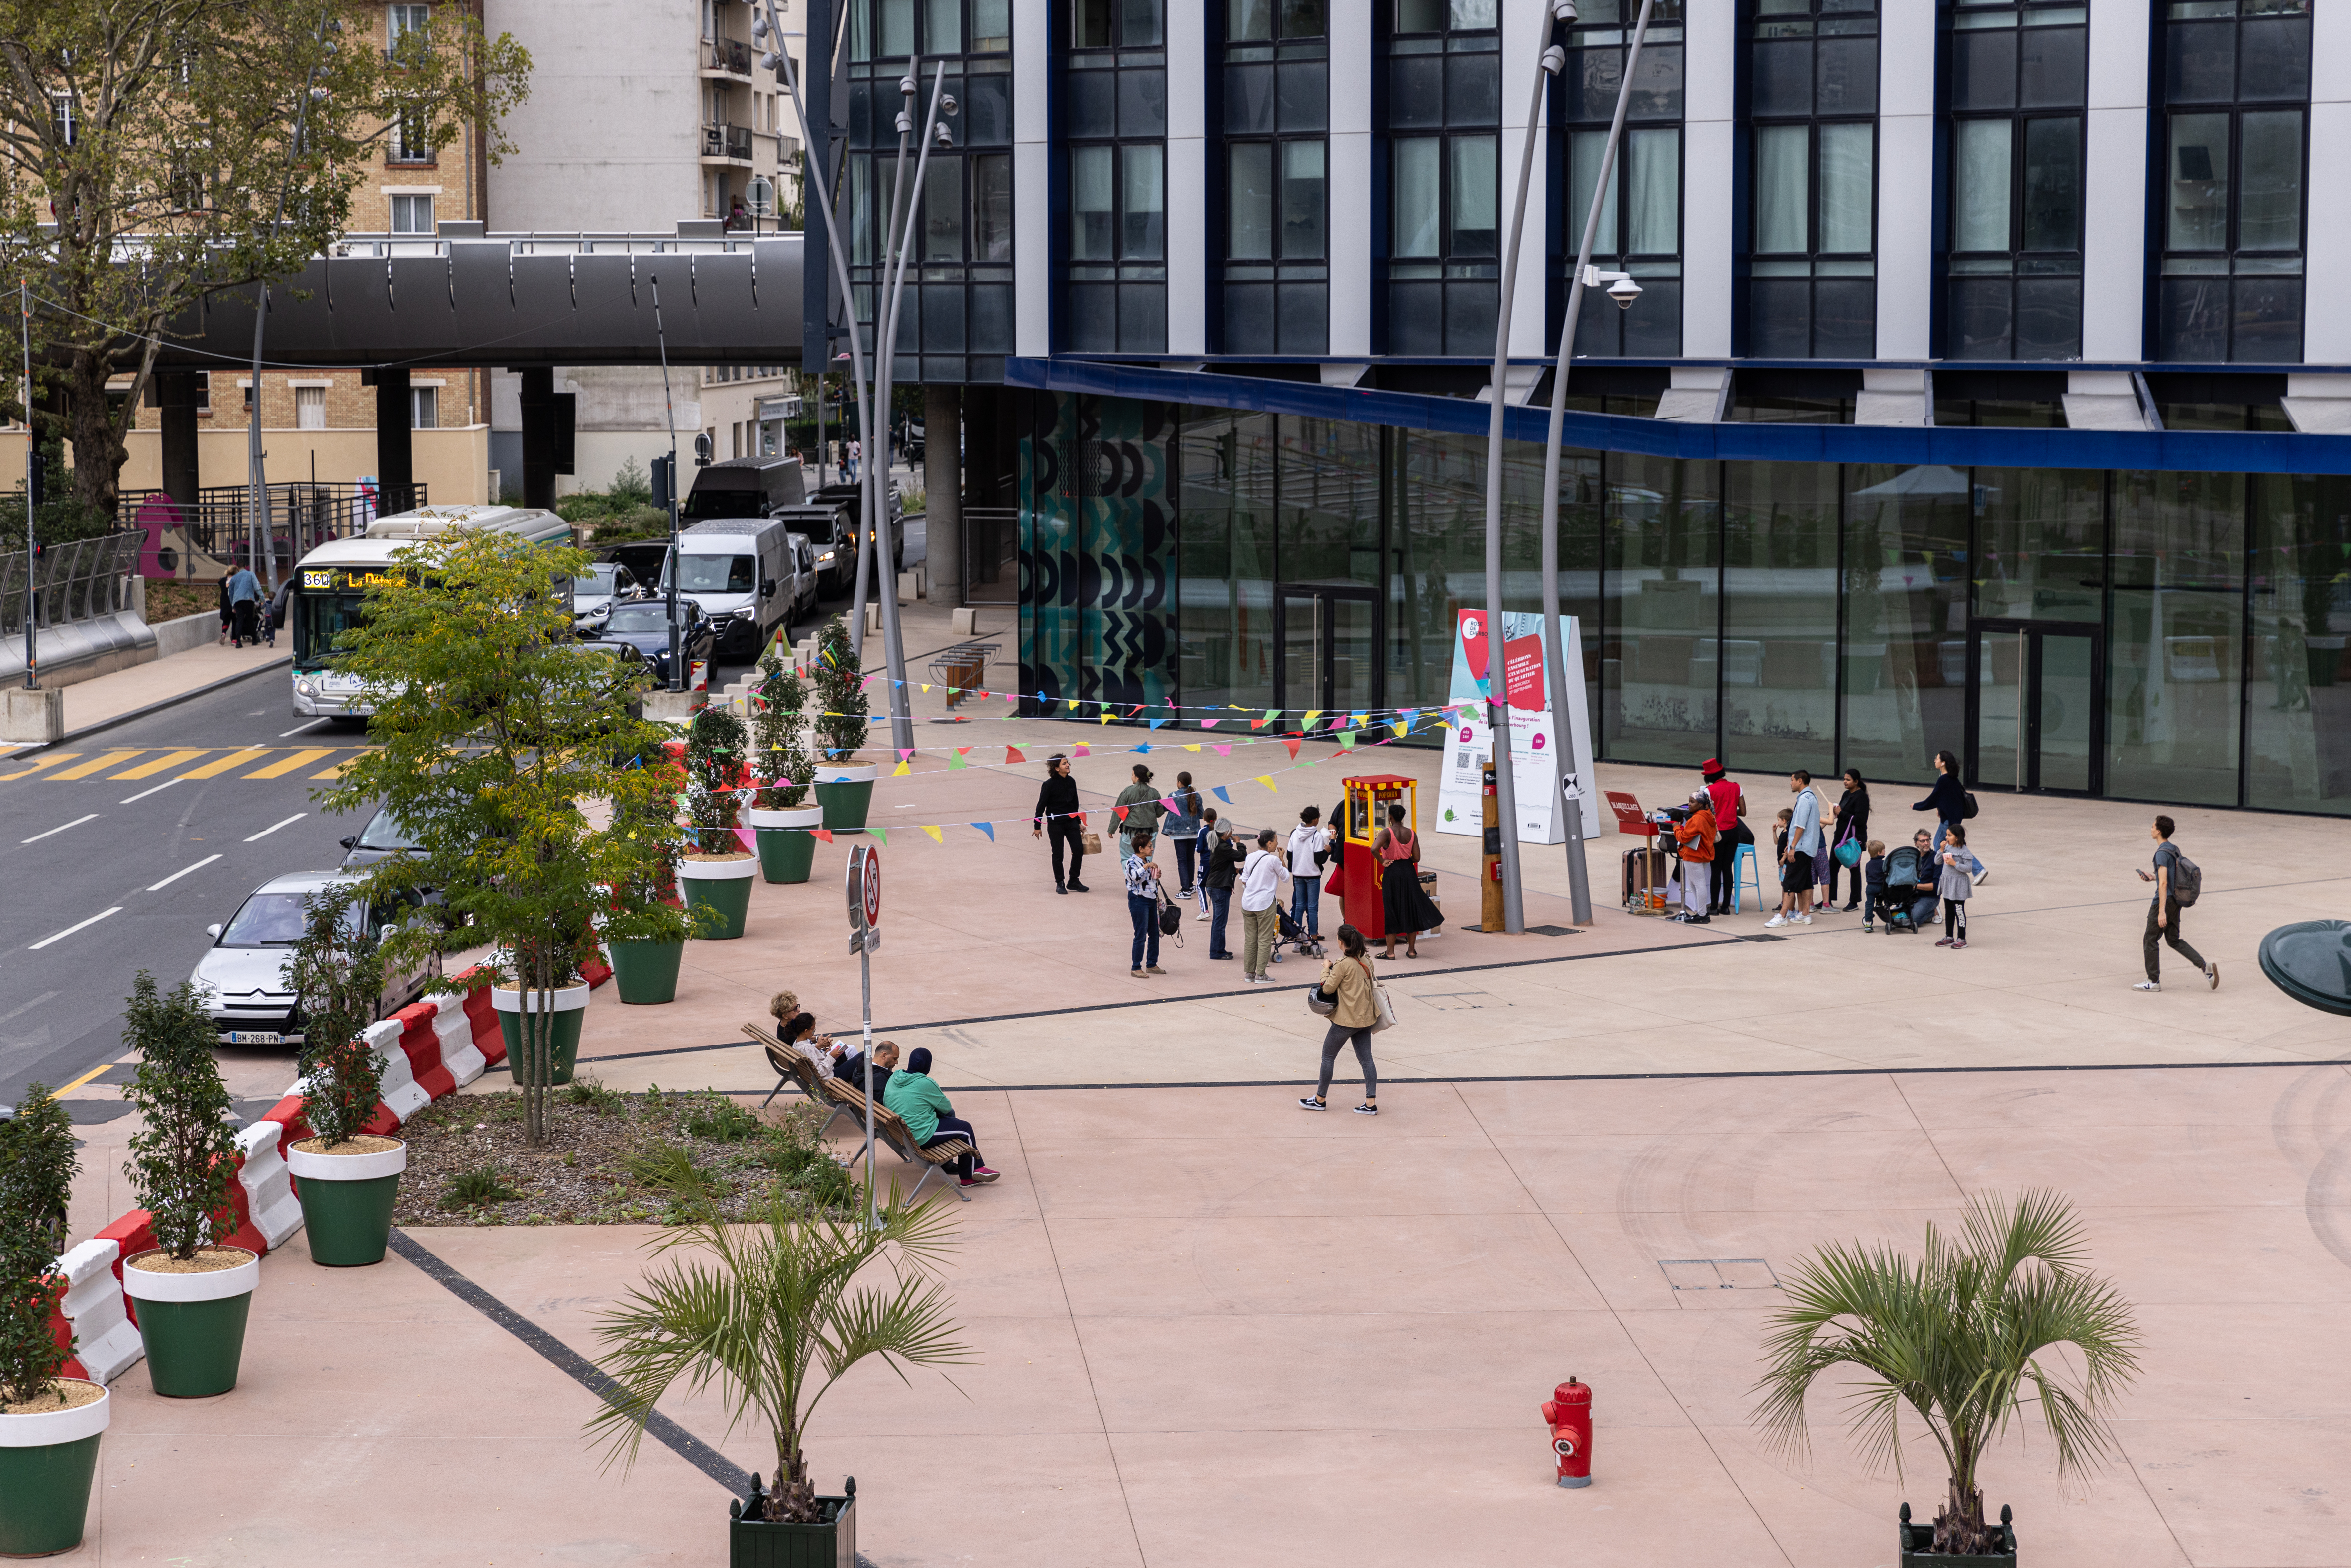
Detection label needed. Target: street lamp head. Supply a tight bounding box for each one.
[763,50,782,72]
[933,123,953,146]
[940,92,959,117]
[1607,275,1643,310]
[308,86,328,102]
[1551,0,1579,20]
[894,110,912,133]
[898,75,916,95]
[751,13,769,38]
[1540,44,1567,75]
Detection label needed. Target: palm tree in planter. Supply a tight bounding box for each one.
[118,974,256,1398]
[0,1083,105,1556]
[1753,1191,2142,1564]
[681,704,759,939]
[810,616,877,833]
[748,642,823,884]
[281,889,406,1266]
[322,526,691,1145]
[587,1190,970,1555]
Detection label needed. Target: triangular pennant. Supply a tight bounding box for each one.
[971,821,996,840]
[892,761,912,776]
[1201,718,1221,729]
[1339,731,1358,749]
[1159,796,1178,814]
[921,683,930,693]
[948,750,969,769]
[1073,744,1090,757]
[1304,710,1323,728]
[1114,805,1129,820]
[1391,721,1409,737]
[1259,709,1279,727]
[868,827,888,844]
[1100,712,1113,725]
[1005,746,1026,763]
[1183,744,1200,752]
[814,828,834,843]
[735,827,756,853]
[1214,744,1232,756]
[1256,775,1277,791]
[1132,743,1151,754]
[921,825,943,843]
[1067,699,1080,710]
[898,749,915,761]
[1283,738,1302,760]
[1148,717,1167,730]
[1212,785,1232,803]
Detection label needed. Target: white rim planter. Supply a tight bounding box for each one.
[491,983,595,1013]
[818,765,877,786]
[121,1247,261,1304]
[285,1142,409,1182]
[676,854,761,881]
[748,804,824,830]
[0,1385,109,1448]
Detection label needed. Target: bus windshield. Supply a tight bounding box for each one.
[293,590,368,671]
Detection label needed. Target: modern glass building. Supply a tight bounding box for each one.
[802,0,2351,812]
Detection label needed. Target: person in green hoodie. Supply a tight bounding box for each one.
[1113,762,1164,854]
[883,1047,1001,1187]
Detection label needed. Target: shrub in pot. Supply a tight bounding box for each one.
[809,617,876,832]
[680,704,758,939]
[587,1186,969,1554]
[1753,1190,2141,1563]
[284,890,406,1266]
[119,973,258,1398]
[0,1082,107,1556]
[748,645,822,884]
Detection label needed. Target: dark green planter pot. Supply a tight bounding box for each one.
[286,1140,407,1266]
[750,805,824,883]
[122,1248,260,1399]
[493,984,591,1086]
[0,1386,107,1556]
[1899,1502,2016,1567]
[680,857,758,940]
[814,766,876,832]
[609,938,686,1004]
[729,1479,855,1568]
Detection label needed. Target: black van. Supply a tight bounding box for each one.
[682,456,808,522]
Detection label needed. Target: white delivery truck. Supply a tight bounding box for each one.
[664,517,803,658]
[287,504,572,719]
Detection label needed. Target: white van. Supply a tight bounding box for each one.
[665,517,798,657]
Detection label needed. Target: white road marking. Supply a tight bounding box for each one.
[119,778,186,805]
[146,854,222,891]
[29,907,123,950]
[244,813,307,841]
[21,814,98,845]
[280,719,328,738]
[0,989,60,1025]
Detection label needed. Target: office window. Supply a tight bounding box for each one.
[1744,0,1877,358]
[411,386,438,430]
[1385,0,1500,354]
[1943,0,2087,359]
[295,387,327,430]
[2157,0,2308,361]
[1222,0,1328,354]
[1559,0,1684,357]
[389,193,433,233]
[1065,0,1167,350]
[390,107,433,163]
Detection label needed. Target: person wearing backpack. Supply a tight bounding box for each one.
[2135,815,2217,992]
[1915,750,1990,886]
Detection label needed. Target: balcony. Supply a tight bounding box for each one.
[703,36,752,77]
[701,122,752,163]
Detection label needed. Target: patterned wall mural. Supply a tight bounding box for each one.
[1020,393,1177,714]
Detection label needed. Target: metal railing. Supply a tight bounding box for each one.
[705,36,752,75]
[118,482,426,576]
[702,122,753,161]
[0,531,143,638]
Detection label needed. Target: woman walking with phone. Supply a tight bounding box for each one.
[1300,924,1382,1116]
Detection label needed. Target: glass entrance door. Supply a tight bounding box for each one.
[1969,621,2102,795]
[1274,583,1379,718]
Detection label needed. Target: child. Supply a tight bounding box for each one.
[1935,824,1983,949]
[1770,807,1803,922]
[1860,839,1887,933]
[1670,790,1717,924]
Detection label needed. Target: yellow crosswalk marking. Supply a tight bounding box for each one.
[242,747,336,779]
[180,747,267,779]
[108,749,210,780]
[50,751,144,781]
[310,754,363,780]
[0,753,78,781]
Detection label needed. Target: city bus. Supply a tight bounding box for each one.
[287,504,573,719]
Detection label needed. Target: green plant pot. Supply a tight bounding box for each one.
[496,1007,586,1085]
[122,1248,260,1399]
[750,804,824,883]
[286,1139,407,1266]
[815,765,876,832]
[609,938,686,1003]
[680,854,758,940]
[1900,1503,2016,1566]
[0,1384,107,1556]
[729,1487,855,1568]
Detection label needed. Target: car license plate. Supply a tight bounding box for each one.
[227,1030,283,1045]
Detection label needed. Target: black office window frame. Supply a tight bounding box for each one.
[1216,0,1330,355]
[1060,0,1169,353]
[1378,0,1501,357]
[1553,0,1687,359]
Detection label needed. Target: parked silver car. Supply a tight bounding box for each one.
[189,870,442,1046]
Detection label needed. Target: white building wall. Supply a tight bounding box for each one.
[1875,1,1936,360]
[1328,5,1374,358]
[1167,0,1209,355]
[1014,0,1054,357]
[2081,0,2152,362]
[1681,0,1737,359]
[2304,2,2351,362]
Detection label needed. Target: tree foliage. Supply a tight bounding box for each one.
[0,0,531,512]
[1752,1190,2142,1556]
[284,886,387,1148]
[319,526,688,1146]
[587,1188,969,1523]
[0,1082,76,1406]
[684,703,749,856]
[810,616,867,760]
[119,972,240,1260]
[752,642,815,809]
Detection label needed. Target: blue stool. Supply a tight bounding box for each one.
[1731,842,1764,914]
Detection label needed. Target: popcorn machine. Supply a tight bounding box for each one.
[1335,773,1417,941]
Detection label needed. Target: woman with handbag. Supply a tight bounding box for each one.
[1827,769,1870,911]
[1300,925,1384,1116]
[1372,802,1443,959]
[1032,753,1090,893]
[1123,830,1167,977]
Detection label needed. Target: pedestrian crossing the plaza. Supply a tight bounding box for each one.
[0,745,377,786]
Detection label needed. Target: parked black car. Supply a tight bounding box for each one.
[592,600,717,685]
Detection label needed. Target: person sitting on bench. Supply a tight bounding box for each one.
[833,1039,899,1104]
[883,1047,1001,1188]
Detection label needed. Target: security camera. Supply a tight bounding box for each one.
[1607,275,1642,310]
[941,92,959,117]
[1552,0,1579,19]
[1540,44,1567,74]
[933,123,953,146]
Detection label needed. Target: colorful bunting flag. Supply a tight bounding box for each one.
[971,821,996,840]
[1304,710,1323,728]
[1212,785,1232,803]
[948,749,970,769]
[892,761,912,776]
[1339,731,1358,749]
[814,828,834,844]
[921,825,944,843]
[1256,775,1277,791]
[868,827,887,844]
[1283,738,1302,760]
[1005,745,1026,763]
[1074,744,1090,757]
[1214,744,1232,756]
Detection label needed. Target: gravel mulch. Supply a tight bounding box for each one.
[389,1080,855,1227]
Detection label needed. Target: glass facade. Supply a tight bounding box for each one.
[1220,0,1330,354]
[1557,0,1685,357]
[1019,390,2351,817]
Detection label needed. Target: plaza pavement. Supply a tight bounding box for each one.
[50,670,2351,1567]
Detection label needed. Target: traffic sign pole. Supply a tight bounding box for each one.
[847,844,882,1228]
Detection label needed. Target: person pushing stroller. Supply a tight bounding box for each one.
[1864,829,1941,934]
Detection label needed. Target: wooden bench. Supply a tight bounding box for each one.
[744,1023,971,1202]
[745,1024,857,1140]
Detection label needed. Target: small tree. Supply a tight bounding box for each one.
[751,642,816,810]
[1753,1191,2142,1557]
[587,1192,969,1523]
[120,974,240,1261]
[810,616,869,761]
[0,1082,76,1407]
[321,528,689,1147]
[685,704,751,855]
[284,888,388,1148]
[604,733,702,947]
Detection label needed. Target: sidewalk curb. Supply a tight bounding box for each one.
[6,652,293,759]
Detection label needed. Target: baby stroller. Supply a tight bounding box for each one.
[1271,901,1326,963]
[1871,842,1938,935]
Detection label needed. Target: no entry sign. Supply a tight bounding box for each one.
[846,842,881,952]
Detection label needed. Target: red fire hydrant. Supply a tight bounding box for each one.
[1541,1377,1593,1488]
